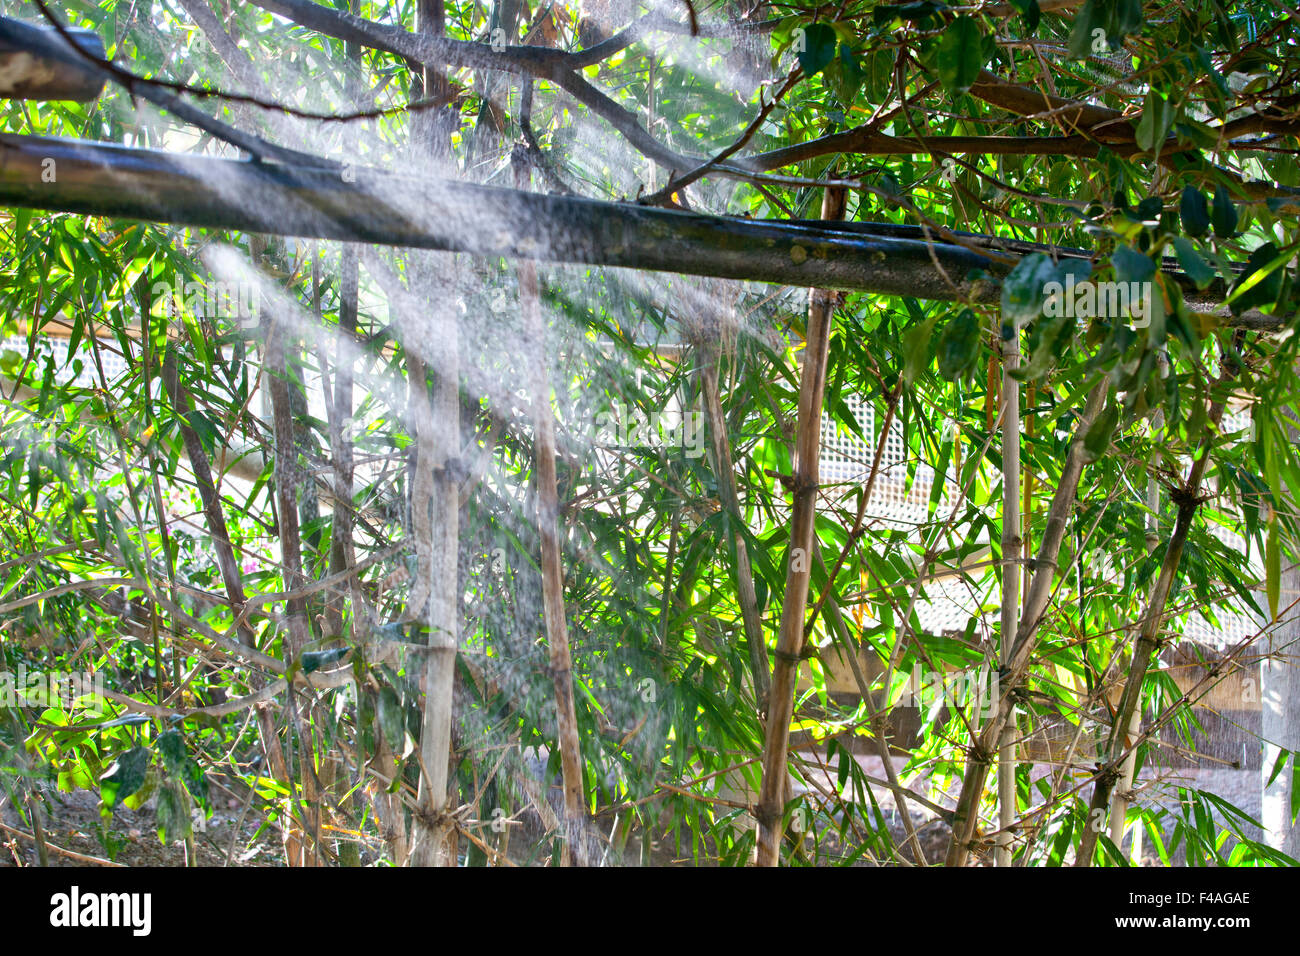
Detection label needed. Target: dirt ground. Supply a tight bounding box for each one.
[1,782,284,867]
[0,757,1272,867]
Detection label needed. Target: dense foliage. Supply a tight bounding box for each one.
[0,0,1298,866]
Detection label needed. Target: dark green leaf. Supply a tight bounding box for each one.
[100,746,150,806]
[301,646,350,674]
[1001,253,1061,328]
[1228,242,1286,314]
[937,17,983,94]
[1172,237,1215,289]
[1211,186,1238,238]
[1082,400,1120,462]
[378,685,405,750]
[1111,245,1156,284]
[797,23,837,79]
[936,309,981,380]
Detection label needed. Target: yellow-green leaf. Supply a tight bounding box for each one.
[1266,515,1280,620]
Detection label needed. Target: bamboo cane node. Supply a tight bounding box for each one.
[764,468,795,491]
[772,646,812,664]
[753,801,781,829]
[1094,761,1122,786]
[968,741,994,763]
[810,288,835,309]
[791,475,819,495]
[434,456,472,484]
[412,801,469,830]
[539,662,572,681]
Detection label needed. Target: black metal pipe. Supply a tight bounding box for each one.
[0,134,1010,300]
[0,18,104,102]
[0,133,1283,328]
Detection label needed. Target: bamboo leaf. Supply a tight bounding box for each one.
[937,17,983,94]
[1266,514,1280,620]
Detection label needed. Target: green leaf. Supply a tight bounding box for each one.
[1115,0,1144,37]
[1010,0,1040,32]
[1266,515,1280,620]
[156,730,188,774]
[901,314,938,385]
[1082,400,1119,463]
[1227,242,1287,315]
[1266,749,1290,789]
[836,43,865,98]
[797,23,837,79]
[183,409,221,458]
[1135,90,1174,155]
[156,782,190,846]
[936,309,981,380]
[1001,253,1061,328]
[1172,237,1215,289]
[378,685,405,750]
[99,745,150,807]
[1180,187,1210,237]
[1111,244,1156,284]
[873,2,947,26]
[301,646,350,674]
[1067,0,1102,57]
[1292,760,1300,825]
[1069,0,1143,56]
[1211,186,1238,238]
[937,16,983,94]
[0,348,22,378]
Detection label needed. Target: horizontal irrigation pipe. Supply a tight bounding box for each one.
[0,134,1284,328]
[0,20,103,102]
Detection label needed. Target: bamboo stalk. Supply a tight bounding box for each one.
[513,150,588,867]
[755,184,847,867]
[407,0,462,867]
[317,242,364,867]
[1106,706,1143,856]
[263,243,321,867]
[944,381,1107,866]
[160,342,293,854]
[996,328,1021,867]
[406,332,461,869]
[1074,352,1237,866]
[1,703,50,866]
[1108,423,1166,857]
